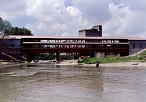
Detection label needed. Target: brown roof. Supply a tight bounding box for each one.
[22,42,129,45]
[9,35,146,40]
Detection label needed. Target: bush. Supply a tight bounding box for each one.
[78,51,146,64]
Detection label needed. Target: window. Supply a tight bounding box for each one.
[133,44,135,48]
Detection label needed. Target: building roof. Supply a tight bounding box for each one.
[79,25,102,32]
[79,28,98,32]
[22,42,129,45]
[103,36,146,41]
[9,35,146,41]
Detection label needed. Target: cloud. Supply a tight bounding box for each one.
[72,0,111,23]
[121,0,146,12]
[103,3,146,37]
[0,0,146,38]
[64,0,73,7]
[25,0,86,36]
[0,0,27,19]
[66,6,81,17]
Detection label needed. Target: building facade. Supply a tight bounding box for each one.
[79,25,102,37]
[0,38,21,60]
[129,39,146,55]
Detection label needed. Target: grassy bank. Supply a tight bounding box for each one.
[78,51,146,64]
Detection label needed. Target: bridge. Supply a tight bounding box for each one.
[19,36,129,61]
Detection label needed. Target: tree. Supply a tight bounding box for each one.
[0,17,12,37]
[0,17,33,36]
[8,27,32,35]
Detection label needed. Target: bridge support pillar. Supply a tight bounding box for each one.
[90,51,97,58]
[94,51,97,58]
[0,46,2,60]
[56,51,60,61]
[26,53,38,62]
[105,52,107,57]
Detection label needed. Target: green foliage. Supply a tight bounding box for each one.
[140,51,146,55]
[34,53,56,60]
[9,27,32,35]
[78,57,97,64]
[0,17,12,35]
[79,51,146,64]
[0,17,32,36]
[137,56,145,60]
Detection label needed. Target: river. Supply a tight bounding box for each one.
[0,63,146,102]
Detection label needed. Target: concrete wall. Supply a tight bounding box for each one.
[0,39,21,47]
[79,31,86,37]
[0,39,21,60]
[86,30,102,37]
[79,29,102,37]
[129,40,146,55]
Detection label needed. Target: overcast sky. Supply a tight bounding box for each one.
[0,0,146,38]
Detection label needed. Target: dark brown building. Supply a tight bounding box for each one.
[79,25,102,37]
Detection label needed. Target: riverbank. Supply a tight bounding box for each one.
[57,60,78,65]
[1,59,146,68]
[79,62,146,67]
[57,60,146,67]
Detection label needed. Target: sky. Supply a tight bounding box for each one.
[0,0,146,38]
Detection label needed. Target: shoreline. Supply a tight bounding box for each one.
[57,60,146,67]
[1,60,146,68]
[79,62,146,67]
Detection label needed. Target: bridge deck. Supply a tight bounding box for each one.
[20,47,129,53]
[20,37,129,56]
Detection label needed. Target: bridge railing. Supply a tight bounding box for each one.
[20,46,129,53]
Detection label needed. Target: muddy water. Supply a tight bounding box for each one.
[0,64,146,102]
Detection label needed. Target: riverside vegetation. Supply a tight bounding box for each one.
[78,51,146,64]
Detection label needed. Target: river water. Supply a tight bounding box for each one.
[0,64,146,102]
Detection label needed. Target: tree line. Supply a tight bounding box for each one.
[0,17,32,36]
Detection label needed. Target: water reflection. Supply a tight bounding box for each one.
[0,64,146,102]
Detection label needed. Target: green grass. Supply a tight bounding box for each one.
[78,51,146,64]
